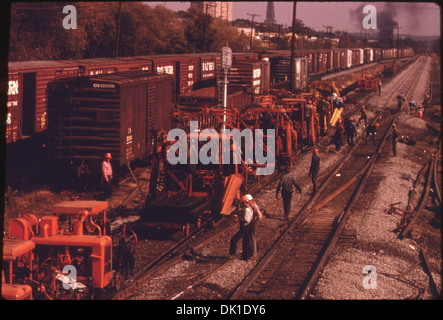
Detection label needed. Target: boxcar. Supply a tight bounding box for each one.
[227,59,270,95]
[351,49,364,66]
[364,48,374,64]
[316,50,327,74]
[373,48,382,62]
[7,61,79,144]
[332,49,341,71]
[47,71,174,183]
[67,57,153,76]
[346,50,353,69]
[295,49,317,74]
[232,52,259,62]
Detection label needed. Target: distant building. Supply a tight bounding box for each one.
[191,2,233,22]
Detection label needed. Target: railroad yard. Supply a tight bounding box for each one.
[2,49,441,303]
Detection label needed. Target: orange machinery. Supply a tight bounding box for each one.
[2,239,35,300]
[356,71,377,92]
[8,200,119,299]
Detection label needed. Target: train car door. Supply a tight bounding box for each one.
[21,72,36,137]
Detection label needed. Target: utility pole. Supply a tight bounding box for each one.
[289,1,297,92]
[322,25,333,49]
[202,3,216,52]
[396,26,402,60]
[115,2,122,57]
[247,13,260,52]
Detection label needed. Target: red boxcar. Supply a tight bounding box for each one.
[7,61,79,143]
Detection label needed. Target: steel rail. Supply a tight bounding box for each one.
[298,115,397,299]
[107,167,279,299]
[228,57,426,300]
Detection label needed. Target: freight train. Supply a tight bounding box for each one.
[6,47,414,145]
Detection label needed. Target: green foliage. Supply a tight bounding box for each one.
[8,3,250,61]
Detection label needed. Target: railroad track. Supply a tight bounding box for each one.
[101,56,425,300]
[130,56,425,301]
[104,171,279,300]
[226,56,427,300]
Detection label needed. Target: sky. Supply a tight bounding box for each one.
[145,1,440,37]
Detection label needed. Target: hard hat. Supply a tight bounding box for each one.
[375,123,379,128]
[313,148,319,154]
[332,93,337,98]
[349,116,354,121]
[241,194,253,202]
[337,119,342,123]
[393,123,396,127]
[361,105,365,109]
[105,153,112,159]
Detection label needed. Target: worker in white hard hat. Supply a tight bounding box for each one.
[102,153,113,199]
[229,194,261,260]
[243,194,262,259]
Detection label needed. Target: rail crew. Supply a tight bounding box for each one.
[408,100,418,113]
[365,123,379,145]
[396,91,406,112]
[244,194,262,259]
[76,159,90,192]
[345,116,357,146]
[318,98,331,136]
[392,124,399,157]
[333,119,345,151]
[308,148,320,195]
[229,195,255,260]
[102,153,113,199]
[357,106,368,128]
[276,166,302,221]
[305,100,314,142]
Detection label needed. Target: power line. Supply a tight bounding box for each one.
[247,13,260,52]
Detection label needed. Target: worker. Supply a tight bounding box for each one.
[377,80,382,96]
[396,91,406,112]
[392,124,399,156]
[229,195,254,260]
[244,194,262,259]
[308,148,320,195]
[116,237,135,278]
[357,106,368,128]
[276,166,302,221]
[345,116,357,146]
[408,100,418,113]
[317,98,329,136]
[365,123,379,145]
[333,119,345,151]
[305,100,314,142]
[76,159,90,192]
[102,153,113,199]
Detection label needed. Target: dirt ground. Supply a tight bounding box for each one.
[310,56,442,300]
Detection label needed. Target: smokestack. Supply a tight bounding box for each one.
[265,2,277,24]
